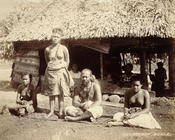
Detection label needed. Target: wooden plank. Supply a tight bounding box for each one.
[12,50,40,89]
[100,53,103,80]
[140,41,148,89]
[169,43,175,94]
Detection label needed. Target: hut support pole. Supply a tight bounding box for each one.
[100,53,104,80]
[148,55,152,74]
[169,40,175,95]
[140,51,148,89]
[140,40,148,89]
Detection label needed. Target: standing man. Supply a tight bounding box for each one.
[154,62,167,96]
[65,69,103,122]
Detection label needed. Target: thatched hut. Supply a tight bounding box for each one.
[6,0,175,95]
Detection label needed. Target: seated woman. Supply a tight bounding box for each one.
[108,76,161,129]
[8,73,35,116]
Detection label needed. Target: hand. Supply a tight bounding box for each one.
[21,100,28,105]
[16,100,25,105]
[16,100,22,104]
[82,102,90,110]
[124,113,136,119]
[123,113,130,120]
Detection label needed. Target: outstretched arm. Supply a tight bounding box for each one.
[63,46,70,69]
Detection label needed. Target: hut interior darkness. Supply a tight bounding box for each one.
[69,45,101,78]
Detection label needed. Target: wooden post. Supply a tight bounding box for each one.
[169,39,175,95]
[140,51,148,89]
[100,53,104,80]
[139,39,148,89]
[122,53,125,66]
[148,55,152,75]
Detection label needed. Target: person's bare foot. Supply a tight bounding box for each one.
[106,121,123,127]
[46,112,54,118]
[90,117,96,123]
[58,112,64,119]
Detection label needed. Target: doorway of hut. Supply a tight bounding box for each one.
[69,45,101,79]
[68,45,123,83]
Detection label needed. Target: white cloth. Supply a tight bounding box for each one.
[113,112,161,129]
[65,101,103,119]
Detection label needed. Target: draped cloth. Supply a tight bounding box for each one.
[43,67,74,97]
[113,112,161,129]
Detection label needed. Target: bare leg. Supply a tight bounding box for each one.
[8,104,25,111]
[47,96,55,118]
[65,111,91,121]
[8,104,25,116]
[65,108,83,117]
[58,94,64,118]
[107,121,124,127]
[32,91,38,112]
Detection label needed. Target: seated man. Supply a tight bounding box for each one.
[8,73,35,116]
[69,63,81,79]
[65,69,103,122]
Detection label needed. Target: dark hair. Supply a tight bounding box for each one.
[21,73,32,82]
[131,75,143,84]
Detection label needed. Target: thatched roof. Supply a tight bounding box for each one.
[0,1,49,39]
[6,0,175,41]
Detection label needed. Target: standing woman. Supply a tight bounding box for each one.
[44,28,73,118]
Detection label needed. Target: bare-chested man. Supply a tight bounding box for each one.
[65,69,103,122]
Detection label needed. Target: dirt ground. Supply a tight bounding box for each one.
[0,62,175,140]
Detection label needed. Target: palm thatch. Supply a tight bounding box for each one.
[0,1,49,38]
[6,0,175,41]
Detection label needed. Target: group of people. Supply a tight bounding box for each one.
[8,28,161,129]
[119,62,167,97]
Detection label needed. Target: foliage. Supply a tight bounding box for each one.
[123,52,168,65]
[0,42,14,60]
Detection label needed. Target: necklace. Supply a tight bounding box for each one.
[82,82,92,99]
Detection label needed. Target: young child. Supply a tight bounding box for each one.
[10,73,35,116]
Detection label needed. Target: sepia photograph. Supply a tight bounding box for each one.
[0,0,175,140]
